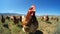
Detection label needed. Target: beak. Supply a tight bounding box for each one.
[31,5,36,11]
[28,5,36,12]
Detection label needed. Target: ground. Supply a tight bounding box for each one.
[0,16,60,34]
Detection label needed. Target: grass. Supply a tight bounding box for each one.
[0,17,60,34]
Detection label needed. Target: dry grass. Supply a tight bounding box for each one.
[0,16,60,34]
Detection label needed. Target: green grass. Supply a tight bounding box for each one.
[0,17,60,34]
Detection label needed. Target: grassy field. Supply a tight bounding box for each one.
[0,16,60,34]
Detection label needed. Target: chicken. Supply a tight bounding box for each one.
[22,5,38,33]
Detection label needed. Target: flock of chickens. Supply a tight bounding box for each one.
[0,5,59,34]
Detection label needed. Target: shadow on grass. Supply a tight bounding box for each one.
[3,24,9,28]
[46,21,52,24]
[17,24,23,28]
[29,30,43,34]
[35,30,43,34]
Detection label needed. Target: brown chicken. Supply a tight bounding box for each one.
[22,5,38,33]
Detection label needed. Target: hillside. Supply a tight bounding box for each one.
[0,13,25,16]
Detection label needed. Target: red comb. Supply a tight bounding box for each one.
[29,5,36,12]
